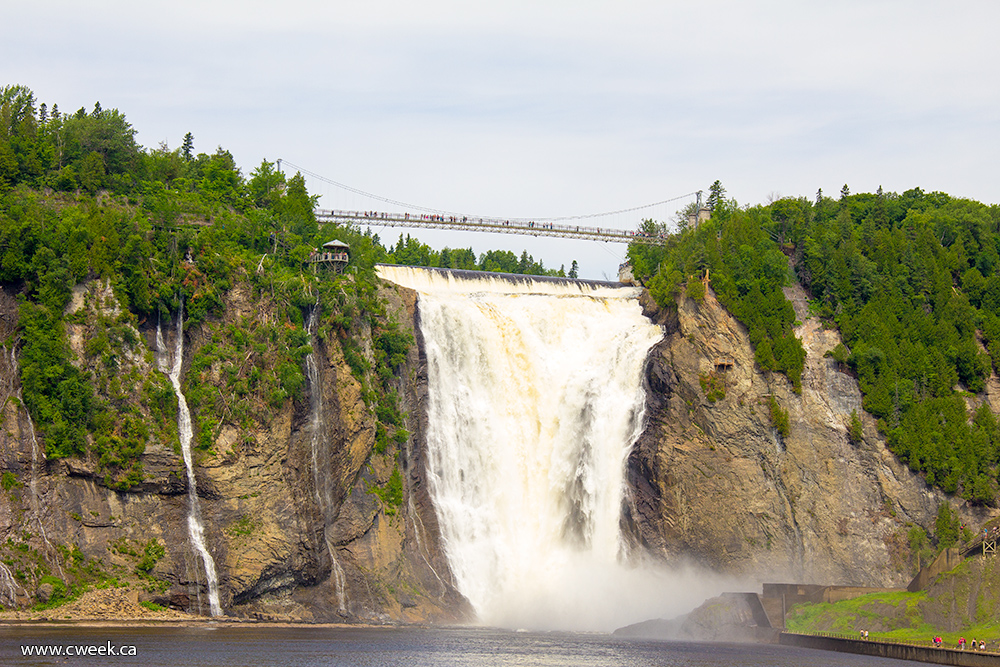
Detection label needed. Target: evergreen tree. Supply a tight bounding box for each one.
[707,180,726,211]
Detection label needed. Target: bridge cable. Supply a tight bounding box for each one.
[280,160,698,224]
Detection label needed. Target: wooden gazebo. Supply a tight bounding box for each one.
[307,240,350,273]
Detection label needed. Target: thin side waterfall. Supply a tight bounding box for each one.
[377,266,673,632]
[160,308,221,617]
[0,560,20,607]
[3,345,62,581]
[24,405,64,580]
[304,302,348,615]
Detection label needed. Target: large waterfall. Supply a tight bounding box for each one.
[378,266,678,631]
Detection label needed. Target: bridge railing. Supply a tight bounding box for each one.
[315,209,668,245]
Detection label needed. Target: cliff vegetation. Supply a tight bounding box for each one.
[629,182,1000,506]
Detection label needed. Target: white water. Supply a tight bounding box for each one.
[304,303,348,615]
[0,560,20,607]
[159,310,222,617]
[4,343,65,581]
[378,266,684,632]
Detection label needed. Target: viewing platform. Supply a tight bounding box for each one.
[307,239,350,273]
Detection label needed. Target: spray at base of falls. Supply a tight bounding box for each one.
[378,266,706,632]
[159,309,222,617]
[303,303,348,615]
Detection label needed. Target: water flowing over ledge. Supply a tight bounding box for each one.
[375,264,634,296]
[158,309,221,617]
[379,265,674,631]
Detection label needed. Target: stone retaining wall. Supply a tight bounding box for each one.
[780,633,1000,666]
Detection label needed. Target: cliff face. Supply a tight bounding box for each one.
[625,280,995,588]
[0,278,467,622]
[2,270,995,621]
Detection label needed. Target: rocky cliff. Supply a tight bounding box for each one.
[0,276,467,622]
[1,268,994,622]
[625,278,994,588]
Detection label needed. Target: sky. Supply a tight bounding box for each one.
[5,0,999,279]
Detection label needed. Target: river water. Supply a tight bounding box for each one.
[0,626,917,666]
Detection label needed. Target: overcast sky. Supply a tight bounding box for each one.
[5,1,999,279]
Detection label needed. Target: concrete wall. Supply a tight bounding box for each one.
[780,633,1000,666]
[909,548,963,592]
[758,595,785,629]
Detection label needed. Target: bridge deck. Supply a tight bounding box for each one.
[316,210,667,245]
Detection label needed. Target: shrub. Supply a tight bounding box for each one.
[769,396,790,439]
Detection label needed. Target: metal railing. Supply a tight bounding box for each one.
[315,209,668,246]
[786,631,998,653]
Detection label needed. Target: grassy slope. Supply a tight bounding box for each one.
[786,557,1000,644]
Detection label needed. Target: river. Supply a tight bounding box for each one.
[0,626,918,666]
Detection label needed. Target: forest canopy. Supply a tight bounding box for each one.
[7,82,1000,504]
[629,185,1000,504]
[0,84,575,488]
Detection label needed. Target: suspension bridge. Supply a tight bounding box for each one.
[282,160,699,247]
[314,209,670,245]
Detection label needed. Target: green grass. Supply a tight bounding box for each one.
[786,589,1000,646]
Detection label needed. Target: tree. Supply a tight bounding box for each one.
[569,260,579,279]
[848,409,864,444]
[707,180,726,211]
[78,152,105,193]
[182,132,194,161]
[247,159,284,210]
[277,172,318,234]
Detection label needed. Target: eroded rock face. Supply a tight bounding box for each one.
[3,272,997,623]
[0,279,468,623]
[625,282,995,587]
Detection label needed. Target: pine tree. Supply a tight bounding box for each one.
[707,180,726,211]
[182,132,194,161]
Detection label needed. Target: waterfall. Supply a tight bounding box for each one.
[303,301,348,615]
[160,308,222,617]
[3,345,62,583]
[377,266,670,632]
[0,561,20,607]
[24,406,64,580]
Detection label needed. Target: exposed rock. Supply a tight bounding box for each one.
[625,282,995,587]
[3,267,996,626]
[36,583,54,604]
[614,594,773,643]
[0,275,467,624]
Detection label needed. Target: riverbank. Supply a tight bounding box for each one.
[782,632,1000,665]
[0,588,397,628]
